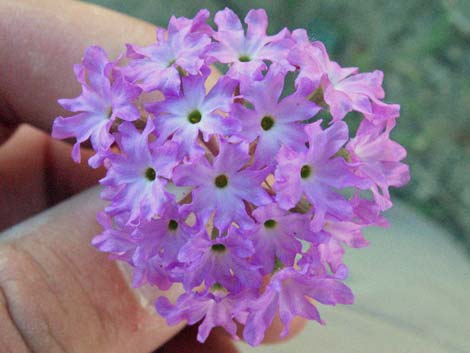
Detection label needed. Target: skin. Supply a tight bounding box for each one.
[0,1,305,352]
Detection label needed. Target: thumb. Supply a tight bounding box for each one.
[0,187,183,353]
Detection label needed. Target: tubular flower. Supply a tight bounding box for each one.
[274,121,369,230]
[146,68,239,157]
[207,8,294,79]
[173,140,271,231]
[52,46,141,167]
[52,8,409,345]
[232,67,320,166]
[289,29,395,122]
[100,120,179,224]
[123,9,212,94]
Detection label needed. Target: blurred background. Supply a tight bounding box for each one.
[85,0,470,252]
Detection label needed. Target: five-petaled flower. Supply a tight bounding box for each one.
[52,7,409,347]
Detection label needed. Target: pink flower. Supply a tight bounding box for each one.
[274,121,368,230]
[315,217,369,275]
[146,68,239,157]
[52,46,141,167]
[289,30,388,121]
[173,140,272,231]
[243,267,354,346]
[92,212,138,262]
[123,10,212,94]
[232,67,320,166]
[250,203,307,274]
[157,290,252,342]
[350,192,389,226]
[208,8,294,79]
[148,203,194,266]
[100,120,179,224]
[177,228,262,292]
[53,8,410,345]
[347,118,410,210]
[92,213,173,290]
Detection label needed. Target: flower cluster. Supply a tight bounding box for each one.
[53,8,410,346]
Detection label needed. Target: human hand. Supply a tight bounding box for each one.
[0,1,303,352]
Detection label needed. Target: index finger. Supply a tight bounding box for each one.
[0,0,155,132]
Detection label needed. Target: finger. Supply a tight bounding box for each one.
[0,126,48,230]
[0,117,16,145]
[0,187,184,353]
[43,132,106,204]
[0,125,105,230]
[0,0,155,135]
[156,326,239,353]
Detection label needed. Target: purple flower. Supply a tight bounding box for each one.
[177,227,262,292]
[232,68,320,166]
[171,11,214,35]
[346,118,410,210]
[243,267,354,346]
[274,121,368,230]
[52,46,141,167]
[315,217,369,274]
[129,204,197,289]
[173,140,272,231]
[93,200,196,290]
[92,213,173,290]
[250,203,307,274]
[364,99,401,123]
[208,8,294,79]
[289,30,386,121]
[147,203,194,266]
[157,290,252,342]
[146,69,239,157]
[53,8,410,345]
[321,68,386,122]
[100,119,179,224]
[123,10,212,94]
[350,192,389,227]
[92,212,138,262]
[126,221,174,290]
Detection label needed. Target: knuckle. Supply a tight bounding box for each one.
[0,243,67,353]
[0,243,31,278]
[0,240,122,353]
[0,286,32,353]
[0,244,33,353]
